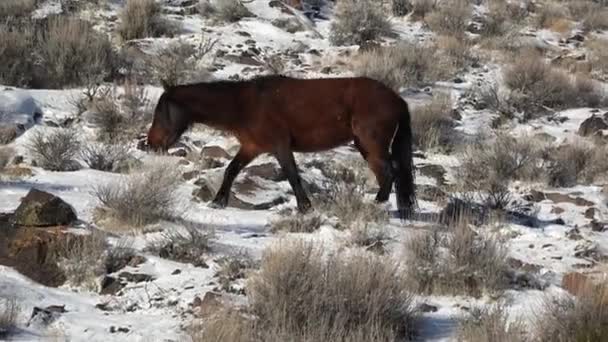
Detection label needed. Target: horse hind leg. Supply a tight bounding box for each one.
[352,131,394,203]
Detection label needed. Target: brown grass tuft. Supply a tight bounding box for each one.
[457,304,528,342]
[411,93,456,151]
[330,0,393,46]
[426,0,471,36]
[0,0,37,18]
[118,0,180,41]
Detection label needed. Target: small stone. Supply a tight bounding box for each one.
[172,269,182,275]
[118,272,155,283]
[418,303,438,313]
[584,207,596,220]
[100,276,125,295]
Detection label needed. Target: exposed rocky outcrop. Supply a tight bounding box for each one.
[13,189,77,227]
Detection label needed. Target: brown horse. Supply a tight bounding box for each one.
[146,75,417,219]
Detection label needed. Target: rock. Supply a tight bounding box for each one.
[578,114,608,137]
[271,18,304,33]
[566,228,583,240]
[27,305,66,328]
[100,276,125,295]
[230,177,288,210]
[438,198,486,226]
[183,170,200,181]
[118,272,155,283]
[590,220,607,232]
[109,326,130,333]
[525,190,594,207]
[418,164,447,185]
[551,206,565,214]
[193,179,216,202]
[562,272,594,297]
[14,189,77,227]
[170,148,188,157]
[245,162,285,182]
[418,303,438,313]
[417,184,447,201]
[584,207,596,219]
[172,269,182,275]
[201,145,231,160]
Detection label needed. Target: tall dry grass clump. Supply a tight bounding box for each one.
[330,0,393,47]
[93,162,183,229]
[457,304,528,342]
[0,0,38,18]
[54,231,107,290]
[215,0,254,22]
[0,147,15,171]
[0,21,35,87]
[27,129,82,172]
[546,139,608,187]
[426,0,471,36]
[118,0,180,41]
[0,297,19,336]
[247,239,417,341]
[411,93,456,151]
[533,283,608,342]
[405,222,510,297]
[586,37,608,81]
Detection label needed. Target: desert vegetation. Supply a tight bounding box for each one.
[0,297,19,336]
[27,129,82,172]
[118,0,180,41]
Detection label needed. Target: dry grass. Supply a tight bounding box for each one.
[404,223,510,297]
[270,211,326,233]
[146,224,214,267]
[457,304,528,342]
[27,129,82,172]
[0,147,14,171]
[54,230,107,291]
[0,21,35,87]
[80,143,134,173]
[546,139,608,187]
[410,0,435,19]
[582,8,608,31]
[216,0,254,22]
[215,254,257,293]
[0,0,38,18]
[392,0,410,16]
[93,162,183,229]
[354,41,450,90]
[586,37,608,81]
[243,239,418,341]
[151,37,216,87]
[503,50,606,114]
[457,132,543,209]
[536,2,569,29]
[118,0,180,41]
[426,0,471,36]
[533,283,608,342]
[0,297,19,336]
[411,93,456,151]
[329,0,393,47]
[348,224,391,253]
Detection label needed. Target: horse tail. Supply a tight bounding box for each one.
[391,100,417,220]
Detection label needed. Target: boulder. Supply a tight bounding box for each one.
[13,189,77,227]
[578,114,608,137]
[245,162,285,182]
[193,178,217,202]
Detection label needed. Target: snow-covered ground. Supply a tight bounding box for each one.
[1,0,608,341]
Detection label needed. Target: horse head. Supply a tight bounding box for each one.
[146,90,191,152]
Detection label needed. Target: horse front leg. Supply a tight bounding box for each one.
[274,147,312,213]
[209,147,258,209]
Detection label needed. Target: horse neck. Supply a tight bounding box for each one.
[173,83,245,131]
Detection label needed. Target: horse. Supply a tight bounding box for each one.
[145,75,417,219]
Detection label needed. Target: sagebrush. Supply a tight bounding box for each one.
[27,129,82,172]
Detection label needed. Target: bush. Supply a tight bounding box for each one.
[535,3,569,29]
[586,37,608,81]
[411,93,456,151]
[410,0,435,19]
[457,132,543,209]
[0,0,37,18]
[405,223,510,297]
[270,212,325,233]
[0,17,116,89]
[457,304,528,342]
[146,224,214,267]
[0,297,19,336]
[533,283,608,342]
[216,0,254,22]
[503,51,606,114]
[244,239,418,341]
[546,140,608,187]
[118,0,180,41]
[151,38,216,87]
[329,0,393,47]
[104,240,138,274]
[392,0,411,16]
[54,230,107,290]
[0,147,14,171]
[80,143,134,173]
[348,224,391,253]
[27,129,82,171]
[582,8,608,31]
[93,162,182,228]
[426,0,471,36]
[354,41,444,90]
[215,254,257,293]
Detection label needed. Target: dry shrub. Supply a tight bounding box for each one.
[146,224,213,267]
[392,0,410,16]
[244,239,418,341]
[533,284,608,342]
[216,0,254,22]
[215,254,257,293]
[457,304,528,342]
[582,8,608,31]
[55,231,107,290]
[270,212,325,233]
[104,240,137,274]
[586,37,608,81]
[93,162,182,228]
[27,129,82,171]
[536,3,569,29]
[457,132,543,209]
[411,0,435,19]
[35,16,116,89]
[79,143,134,173]
[0,297,19,336]
[349,224,391,253]
[151,37,216,87]
[118,0,180,41]
[546,139,608,187]
[411,93,456,151]
[436,35,474,71]
[0,0,37,18]
[503,50,606,114]
[426,0,471,36]
[0,147,14,171]
[405,223,509,297]
[329,0,393,47]
[0,21,35,87]
[354,41,448,90]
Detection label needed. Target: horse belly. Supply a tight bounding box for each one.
[290,127,353,152]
